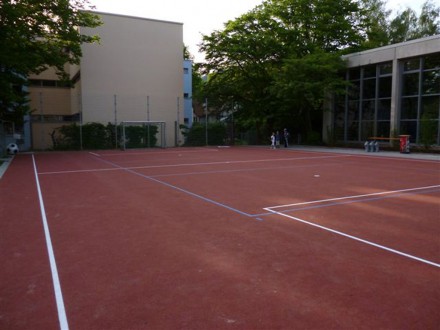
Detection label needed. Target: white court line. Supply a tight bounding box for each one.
[88,152,100,157]
[32,155,69,330]
[97,148,219,157]
[266,185,440,210]
[39,154,349,175]
[264,208,440,269]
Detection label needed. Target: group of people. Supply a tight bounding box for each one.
[270,129,289,149]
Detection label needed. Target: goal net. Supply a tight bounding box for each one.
[120,121,166,150]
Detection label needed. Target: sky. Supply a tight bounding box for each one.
[90,0,428,62]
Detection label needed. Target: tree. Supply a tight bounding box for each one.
[358,0,392,48]
[364,0,440,45]
[200,0,364,141]
[0,0,101,121]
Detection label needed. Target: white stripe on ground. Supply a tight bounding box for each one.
[32,154,69,330]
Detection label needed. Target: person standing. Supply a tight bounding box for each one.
[270,132,276,149]
[283,128,289,148]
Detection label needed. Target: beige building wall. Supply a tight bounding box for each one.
[80,12,184,147]
[28,67,74,149]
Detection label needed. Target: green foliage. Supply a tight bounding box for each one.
[198,0,439,145]
[55,122,114,150]
[124,125,158,149]
[420,110,438,149]
[54,123,161,150]
[0,0,101,120]
[360,0,440,46]
[200,0,360,140]
[184,123,227,146]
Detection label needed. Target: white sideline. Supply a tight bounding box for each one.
[32,155,69,330]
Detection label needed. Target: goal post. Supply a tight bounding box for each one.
[120,121,166,150]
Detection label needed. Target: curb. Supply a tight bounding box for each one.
[0,156,13,179]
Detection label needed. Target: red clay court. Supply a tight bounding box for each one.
[1,146,439,329]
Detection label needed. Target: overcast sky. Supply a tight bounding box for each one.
[91,0,429,62]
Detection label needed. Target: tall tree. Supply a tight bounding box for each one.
[200,0,364,140]
[358,0,392,48]
[0,0,101,122]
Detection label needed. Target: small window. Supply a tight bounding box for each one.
[183,68,189,74]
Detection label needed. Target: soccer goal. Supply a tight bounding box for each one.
[120,121,166,150]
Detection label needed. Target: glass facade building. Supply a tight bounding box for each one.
[330,35,440,146]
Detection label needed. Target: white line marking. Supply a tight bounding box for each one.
[32,155,69,330]
[39,154,349,175]
[264,208,440,268]
[88,152,100,157]
[266,185,440,209]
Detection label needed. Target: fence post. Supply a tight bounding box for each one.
[114,94,118,149]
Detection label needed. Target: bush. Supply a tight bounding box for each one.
[54,122,115,150]
[184,122,227,146]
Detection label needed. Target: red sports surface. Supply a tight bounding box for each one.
[1,147,439,329]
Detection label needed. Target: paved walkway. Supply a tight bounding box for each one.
[289,145,440,161]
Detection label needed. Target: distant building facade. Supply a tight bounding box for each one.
[28,12,184,150]
[325,35,440,146]
[183,59,193,128]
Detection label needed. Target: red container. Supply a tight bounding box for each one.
[399,135,410,153]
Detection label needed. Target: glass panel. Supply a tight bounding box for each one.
[422,70,440,95]
[423,53,440,70]
[420,118,439,145]
[401,97,418,119]
[348,81,360,100]
[400,121,417,142]
[379,62,392,75]
[421,95,440,119]
[349,68,360,80]
[347,121,359,141]
[348,100,359,121]
[361,121,374,140]
[403,58,420,71]
[363,78,376,99]
[402,72,419,96]
[378,76,392,98]
[363,65,376,78]
[334,126,345,141]
[362,100,375,120]
[377,121,390,137]
[378,99,391,120]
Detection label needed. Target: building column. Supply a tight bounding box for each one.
[389,51,400,138]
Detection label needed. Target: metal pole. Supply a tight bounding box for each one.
[205,98,208,146]
[147,96,150,148]
[114,94,118,149]
[177,96,180,146]
[39,92,45,149]
[122,123,126,150]
[79,91,83,150]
